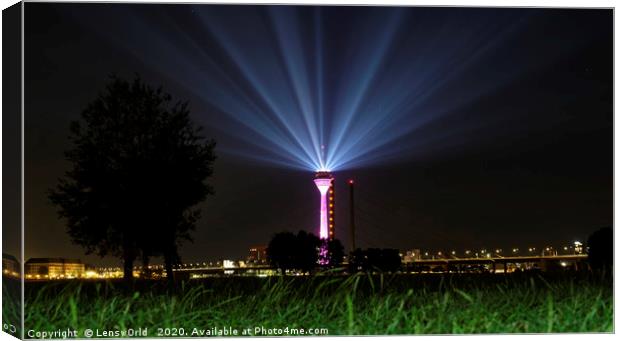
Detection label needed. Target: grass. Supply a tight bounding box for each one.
[4,271,614,337]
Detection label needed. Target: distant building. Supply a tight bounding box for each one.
[402,249,421,263]
[2,253,20,277]
[94,266,125,279]
[248,245,268,264]
[574,241,584,254]
[25,258,85,279]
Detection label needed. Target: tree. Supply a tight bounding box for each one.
[319,239,345,268]
[49,75,216,283]
[348,248,367,273]
[266,230,321,274]
[266,232,298,274]
[587,226,613,271]
[348,248,402,273]
[295,231,321,273]
[375,248,402,272]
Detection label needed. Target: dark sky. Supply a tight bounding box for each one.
[16,4,612,266]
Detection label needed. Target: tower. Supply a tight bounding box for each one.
[328,180,336,240]
[314,171,334,240]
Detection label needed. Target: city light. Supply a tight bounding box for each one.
[574,241,583,254]
[13,240,591,281]
[314,172,333,240]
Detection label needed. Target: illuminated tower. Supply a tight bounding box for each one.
[328,181,335,240]
[314,171,334,240]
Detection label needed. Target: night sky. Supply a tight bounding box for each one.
[14,4,612,266]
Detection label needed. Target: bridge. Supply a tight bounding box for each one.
[172,264,274,277]
[169,254,588,277]
[404,254,588,273]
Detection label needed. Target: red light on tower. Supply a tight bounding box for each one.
[348,179,354,184]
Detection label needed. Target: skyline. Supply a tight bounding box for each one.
[5,4,613,266]
[6,238,589,277]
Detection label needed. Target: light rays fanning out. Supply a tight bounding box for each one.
[70,6,556,172]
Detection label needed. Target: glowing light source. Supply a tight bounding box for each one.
[314,171,333,240]
[76,6,554,174]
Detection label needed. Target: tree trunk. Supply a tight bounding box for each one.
[122,234,136,286]
[164,249,174,289]
[123,249,135,285]
[141,253,150,279]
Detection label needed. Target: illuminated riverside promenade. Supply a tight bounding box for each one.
[9,249,588,281]
[94,254,591,279]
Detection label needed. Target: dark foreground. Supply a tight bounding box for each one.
[3,271,614,337]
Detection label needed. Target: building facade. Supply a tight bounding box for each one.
[25,258,85,279]
[2,253,20,277]
[248,246,268,264]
